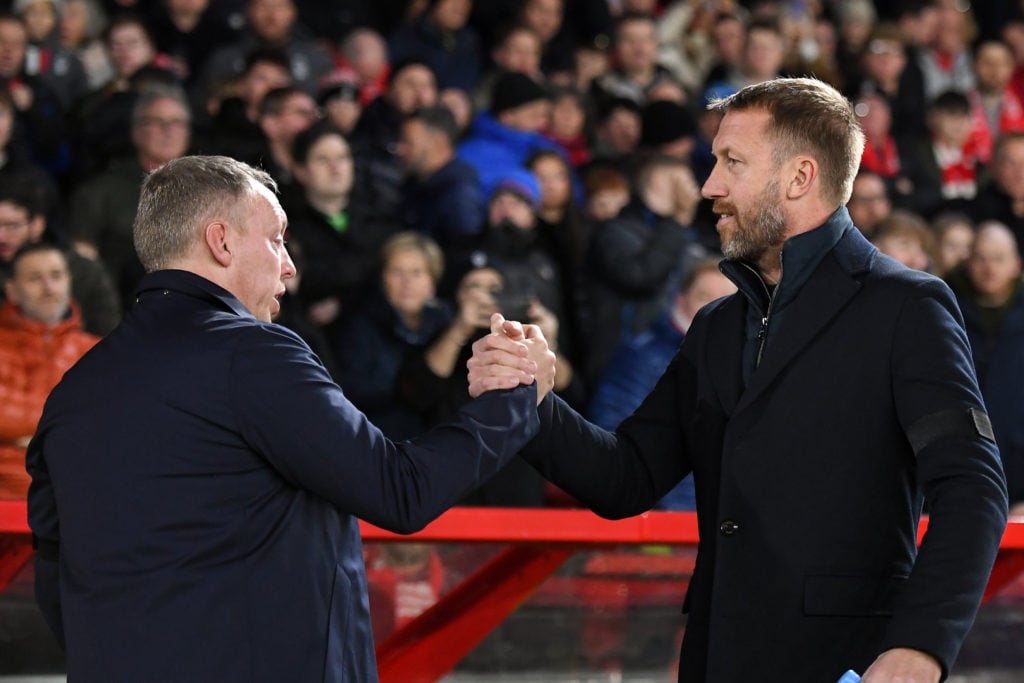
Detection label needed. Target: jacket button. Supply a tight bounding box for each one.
[719,519,740,536]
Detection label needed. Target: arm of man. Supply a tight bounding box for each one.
[230,323,541,534]
[469,314,696,519]
[874,277,1009,680]
[25,430,64,648]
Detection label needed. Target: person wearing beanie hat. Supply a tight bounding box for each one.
[317,79,362,135]
[386,0,482,92]
[640,98,697,158]
[491,70,549,117]
[490,167,542,212]
[457,71,557,198]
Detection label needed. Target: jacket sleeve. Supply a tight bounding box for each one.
[229,325,539,533]
[26,429,64,648]
[519,338,697,519]
[882,277,1008,676]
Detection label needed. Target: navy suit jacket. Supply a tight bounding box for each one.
[520,222,1008,682]
[27,270,539,682]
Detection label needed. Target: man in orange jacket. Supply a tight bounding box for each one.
[0,242,98,498]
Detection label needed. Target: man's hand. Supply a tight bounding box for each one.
[862,648,941,683]
[467,314,556,405]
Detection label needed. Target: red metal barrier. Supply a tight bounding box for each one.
[1,502,1022,682]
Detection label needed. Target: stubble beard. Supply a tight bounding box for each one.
[720,178,788,265]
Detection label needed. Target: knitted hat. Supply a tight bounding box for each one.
[318,81,360,107]
[491,72,549,116]
[490,168,541,210]
[640,99,697,147]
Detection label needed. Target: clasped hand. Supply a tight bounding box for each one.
[467,313,557,405]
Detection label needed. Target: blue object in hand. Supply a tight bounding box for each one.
[837,671,861,683]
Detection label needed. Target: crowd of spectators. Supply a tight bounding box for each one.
[1,0,1024,527]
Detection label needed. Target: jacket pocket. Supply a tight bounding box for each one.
[802,573,908,617]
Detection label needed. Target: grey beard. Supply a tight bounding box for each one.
[722,186,787,263]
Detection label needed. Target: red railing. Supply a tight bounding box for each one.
[1,502,1022,683]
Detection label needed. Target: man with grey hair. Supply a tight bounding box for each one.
[27,155,555,681]
[469,77,1007,682]
[68,86,192,308]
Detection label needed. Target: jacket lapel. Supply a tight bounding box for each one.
[704,293,747,417]
[733,230,874,415]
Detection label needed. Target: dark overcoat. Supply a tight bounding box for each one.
[521,220,1008,682]
[27,269,538,682]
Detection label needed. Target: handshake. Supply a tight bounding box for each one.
[466,313,557,406]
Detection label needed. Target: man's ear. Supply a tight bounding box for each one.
[204,221,232,267]
[786,156,817,200]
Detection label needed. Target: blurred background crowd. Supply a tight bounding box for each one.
[0,0,1023,524]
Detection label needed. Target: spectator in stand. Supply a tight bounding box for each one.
[852,22,928,148]
[350,59,437,220]
[544,84,590,168]
[463,170,586,406]
[0,13,70,174]
[474,23,544,112]
[968,39,1024,164]
[70,14,174,179]
[591,12,679,110]
[856,92,901,181]
[332,231,450,441]
[285,121,399,330]
[15,0,89,111]
[702,11,747,90]
[145,0,239,91]
[397,104,484,251]
[199,47,291,163]
[587,258,736,510]
[931,212,975,277]
[918,2,976,100]
[398,250,549,507]
[582,163,630,223]
[0,176,119,337]
[0,243,99,499]
[317,79,361,136]
[387,0,481,93]
[902,90,981,219]
[59,0,112,90]
[871,209,935,273]
[457,70,556,196]
[0,87,62,242]
[590,96,642,168]
[639,98,697,161]
[527,148,589,360]
[195,0,332,103]
[336,28,389,107]
[69,87,191,309]
[946,222,1024,515]
[652,0,722,94]
[835,0,876,89]
[725,18,786,91]
[973,131,1024,243]
[252,84,320,185]
[581,153,700,386]
[439,85,473,137]
[847,169,893,239]
[519,0,576,77]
